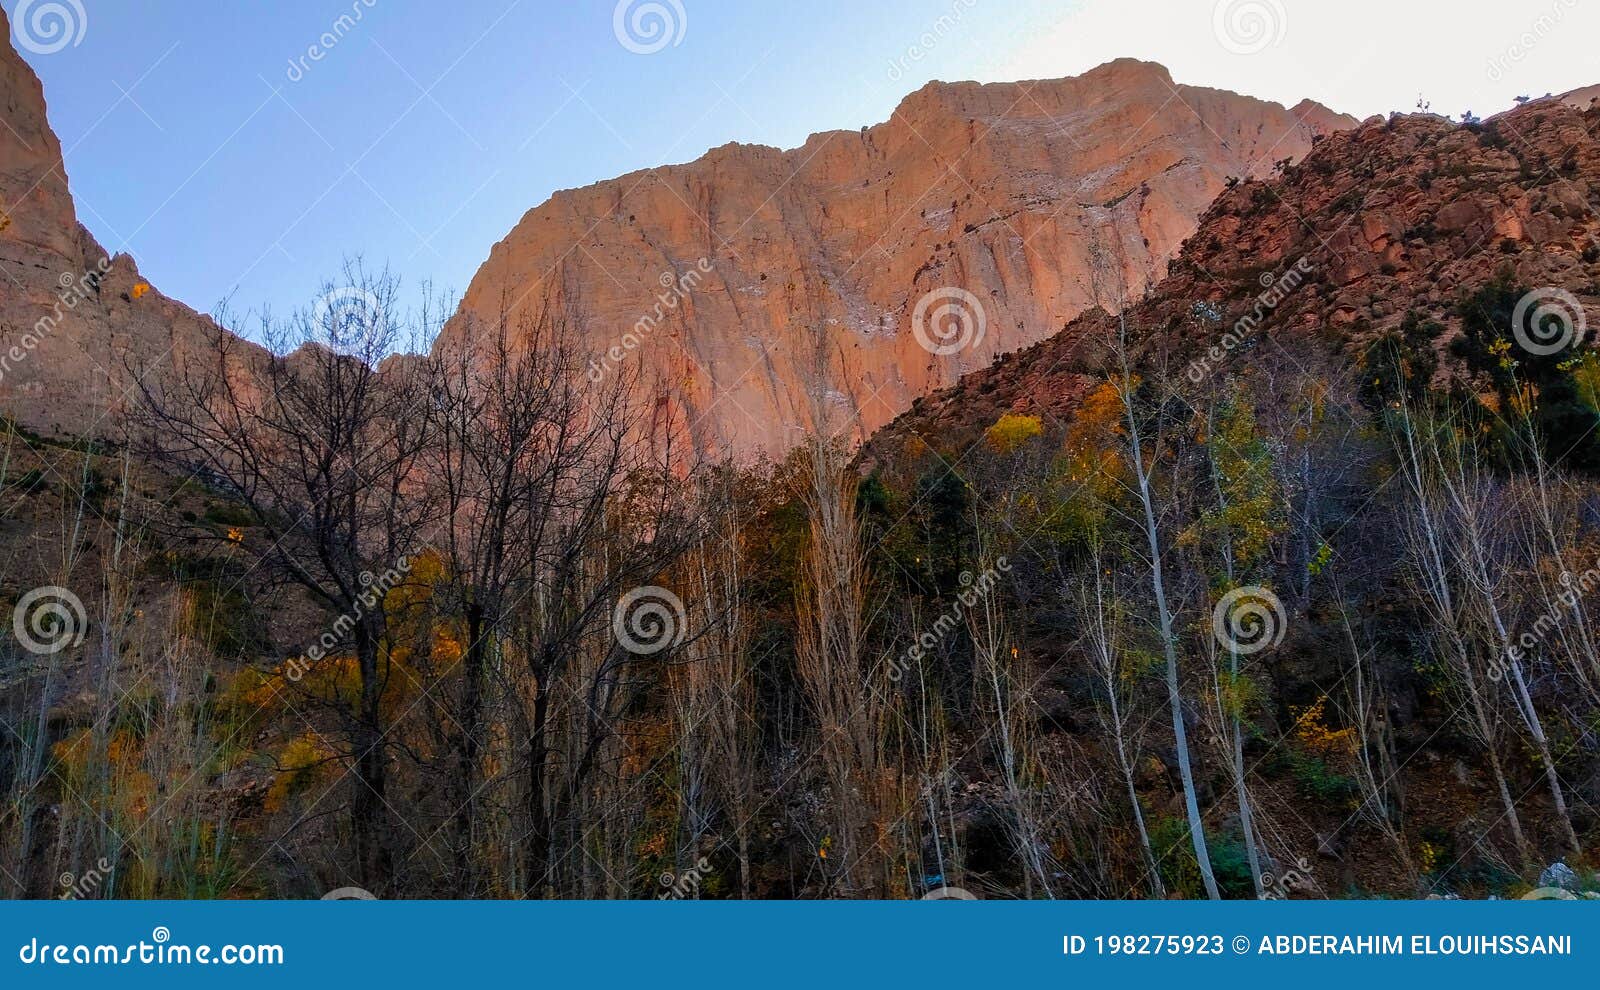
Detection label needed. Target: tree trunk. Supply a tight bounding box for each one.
[524,682,552,895]
[1484,743,1532,868]
[352,622,392,889]
[1125,385,1220,900]
[452,604,487,895]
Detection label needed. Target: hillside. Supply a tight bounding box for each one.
[870,95,1600,450]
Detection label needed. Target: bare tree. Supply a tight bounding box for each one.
[1424,414,1579,855]
[676,473,760,896]
[135,263,435,889]
[485,340,699,896]
[1391,397,1531,867]
[792,320,894,897]
[421,298,596,894]
[1090,270,1221,899]
[1075,539,1164,897]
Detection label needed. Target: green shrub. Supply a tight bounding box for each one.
[1149,816,1255,898]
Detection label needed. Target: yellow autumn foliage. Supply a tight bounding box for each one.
[1291,696,1355,757]
[265,732,337,813]
[985,412,1044,453]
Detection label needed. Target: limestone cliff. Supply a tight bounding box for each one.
[440,59,1353,461]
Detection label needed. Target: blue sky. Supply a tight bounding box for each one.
[9,0,1596,329]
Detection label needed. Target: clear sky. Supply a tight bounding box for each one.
[8,0,1598,331]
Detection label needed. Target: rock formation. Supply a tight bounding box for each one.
[440,58,1353,462]
[3,18,1352,456]
[871,97,1600,448]
[0,8,242,439]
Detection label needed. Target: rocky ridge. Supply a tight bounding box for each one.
[870,94,1600,448]
[0,8,251,439]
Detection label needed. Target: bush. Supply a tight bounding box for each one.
[203,502,256,527]
[1149,816,1256,898]
[1277,750,1358,805]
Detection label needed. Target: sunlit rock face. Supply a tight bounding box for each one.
[870,96,1600,453]
[440,58,1352,462]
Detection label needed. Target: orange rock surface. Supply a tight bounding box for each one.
[439,59,1352,461]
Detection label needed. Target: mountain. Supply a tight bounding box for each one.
[0,8,245,439]
[437,59,1353,462]
[2,26,1354,458]
[869,93,1600,451]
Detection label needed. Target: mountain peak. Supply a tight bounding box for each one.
[0,16,259,438]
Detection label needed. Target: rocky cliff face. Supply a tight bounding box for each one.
[1,31,1351,453]
[869,95,1600,449]
[0,9,239,439]
[440,59,1353,462]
